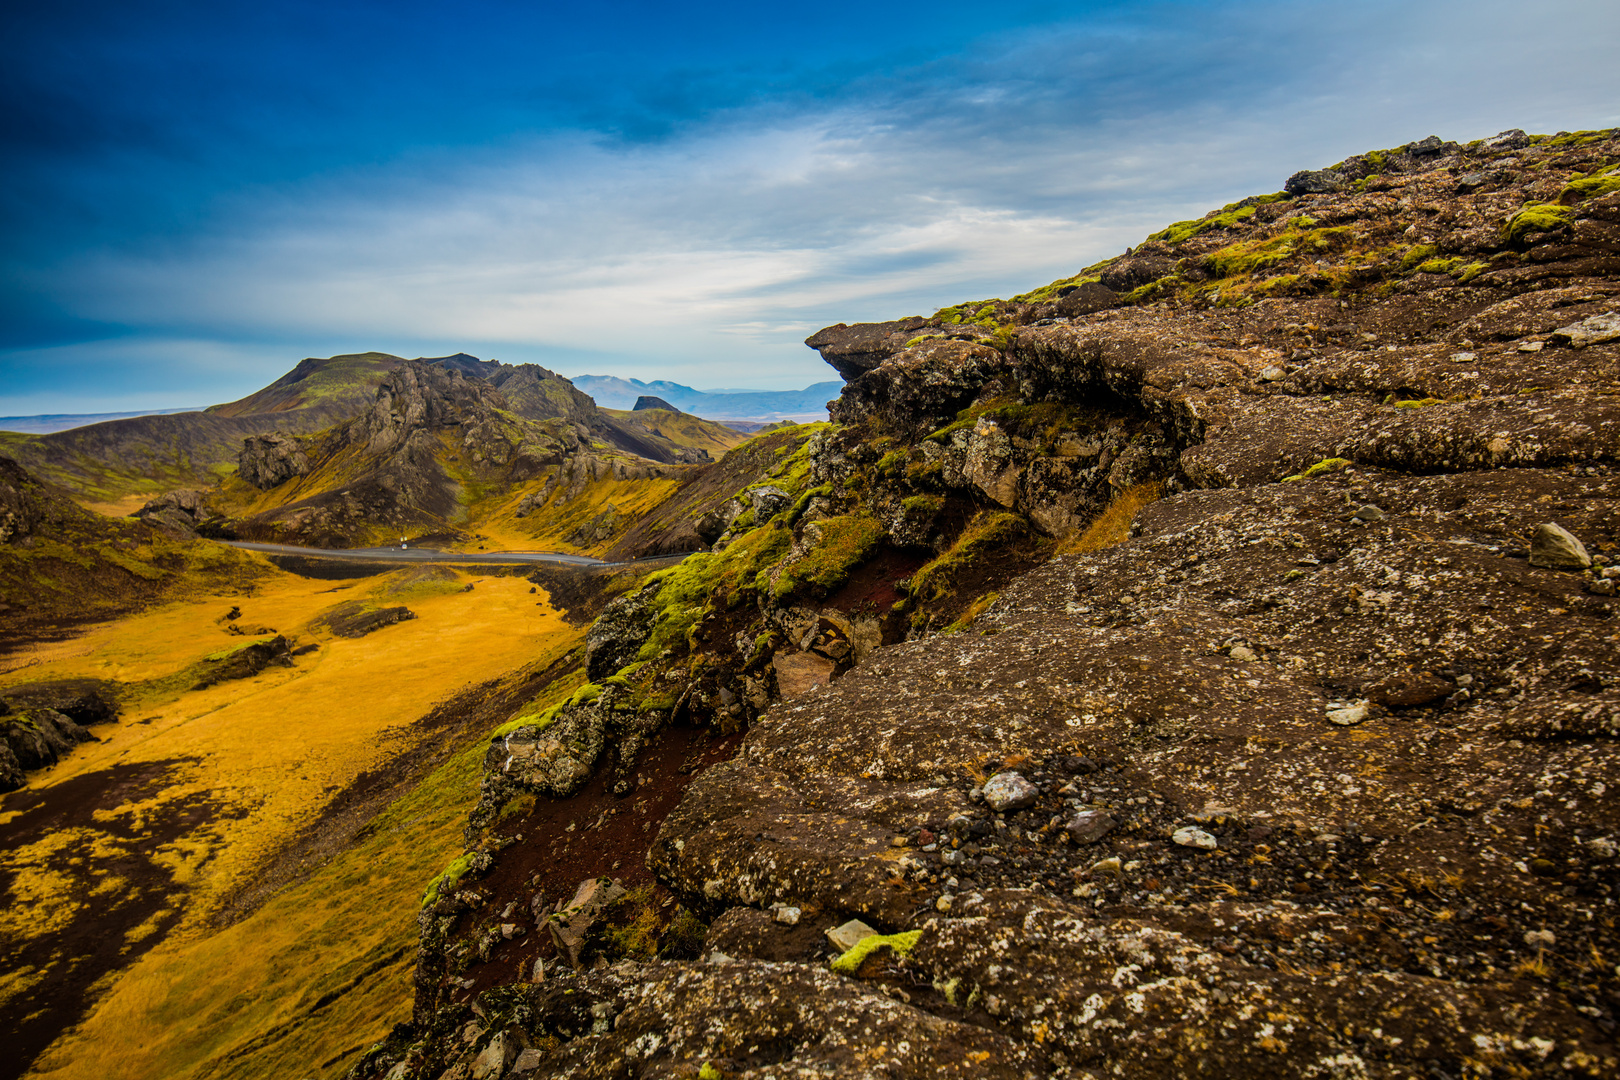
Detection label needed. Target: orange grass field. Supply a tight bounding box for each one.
[2,557,584,1079]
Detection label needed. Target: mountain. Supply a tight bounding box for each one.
[0,352,406,503]
[210,358,748,548]
[567,374,843,419]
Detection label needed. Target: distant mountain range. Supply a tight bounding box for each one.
[567,375,842,419]
[0,407,203,435]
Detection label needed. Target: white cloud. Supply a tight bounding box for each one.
[21,0,1620,408]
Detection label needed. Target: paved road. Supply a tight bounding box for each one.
[226,541,617,567]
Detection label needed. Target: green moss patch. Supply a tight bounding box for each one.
[1502,203,1574,244]
[421,852,475,908]
[771,515,887,601]
[492,681,601,739]
[1561,174,1620,202]
[829,929,923,974]
[1146,193,1287,245]
[1281,457,1351,482]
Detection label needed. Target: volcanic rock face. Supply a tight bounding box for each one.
[237,432,311,490]
[804,316,930,381]
[356,129,1620,1080]
[231,363,527,545]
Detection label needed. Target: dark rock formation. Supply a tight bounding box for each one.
[321,603,417,638]
[804,316,929,380]
[237,432,311,490]
[0,680,119,793]
[190,635,296,690]
[584,586,658,682]
[0,455,49,544]
[632,396,679,413]
[132,488,228,537]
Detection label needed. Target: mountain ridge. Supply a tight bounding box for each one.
[568,374,843,418]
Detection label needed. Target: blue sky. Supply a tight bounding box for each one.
[2,0,1618,412]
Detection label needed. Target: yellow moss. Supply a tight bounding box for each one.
[1,565,584,1080]
[1060,482,1164,556]
[911,512,1028,601]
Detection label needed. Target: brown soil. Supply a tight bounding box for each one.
[428,721,742,1007]
[0,758,240,1080]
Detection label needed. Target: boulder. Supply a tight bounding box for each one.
[1285,168,1346,195]
[772,651,835,699]
[1098,254,1174,292]
[548,877,627,969]
[236,432,311,490]
[981,771,1039,812]
[748,485,791,522]
[1530,522,1591,570]
[585,586,658,682]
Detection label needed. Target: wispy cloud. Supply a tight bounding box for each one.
[3,0,1618,410]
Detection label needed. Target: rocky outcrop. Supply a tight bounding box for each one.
[321,603,417,638]
[190,635,296,690]
[237,432,311,489]
[132,488,228,537]
[804,316,929,380]
[584,586,658,682]
[355,128,1620,1080]
[0,680,119,793]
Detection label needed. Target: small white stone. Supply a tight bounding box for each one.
[1172,826,1218,850]
[773,906,802,926]
[1228,645,1257,662]
[1327,702,1370,726]
[826,918,876,952]
[982,771,1040,812]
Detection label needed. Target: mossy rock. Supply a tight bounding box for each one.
[1502,203,1574,244]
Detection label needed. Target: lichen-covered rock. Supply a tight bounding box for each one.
[584,586,658,682]
[980,771,1038,812]
[534,963,1049,1078]
[483,703,607,803]
[804,316,929,381]
[371,128,1620,1080]
[237,432,311,490]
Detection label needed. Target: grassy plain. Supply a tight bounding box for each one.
[2,561,583,1080]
